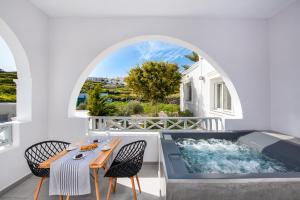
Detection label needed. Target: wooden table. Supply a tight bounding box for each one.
[39,138,122,200]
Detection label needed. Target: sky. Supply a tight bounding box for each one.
[89,41,195,78]
[0,36,16,71]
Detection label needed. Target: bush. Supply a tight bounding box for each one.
[0,94,16,102]
[127,101,144,115]
[77,103,87,110]
[179,109,193,117]
[87,85,118,116]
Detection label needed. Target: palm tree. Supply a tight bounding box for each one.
[184,51,199,62]
[182,51,200,70]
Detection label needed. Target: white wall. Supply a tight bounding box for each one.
[0,0,49,191]
[47,18,269,141]
[181,60,221,117]
[269,1,300,138]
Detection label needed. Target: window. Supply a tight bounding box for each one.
[0,123,12,147]
[185,82,192,102]
[213,81,232,112]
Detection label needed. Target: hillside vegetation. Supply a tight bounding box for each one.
[0,71,17,102]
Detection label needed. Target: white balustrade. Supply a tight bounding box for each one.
[89,116,224,132]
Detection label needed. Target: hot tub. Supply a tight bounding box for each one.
[159,130,300,200]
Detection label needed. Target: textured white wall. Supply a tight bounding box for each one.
[0,0,49,191]
[269,1,300,137]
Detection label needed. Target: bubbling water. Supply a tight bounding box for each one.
[176,138,288,174]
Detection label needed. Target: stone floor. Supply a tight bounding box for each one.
[0,164,160,200]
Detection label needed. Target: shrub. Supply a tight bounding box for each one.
[127,101,144,115]
[77,103,87,110]
[87,85,118,116]
[179,109,193,117]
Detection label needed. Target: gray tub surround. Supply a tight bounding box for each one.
[159,131,300,200]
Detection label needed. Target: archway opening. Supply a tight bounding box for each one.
[0,18,32,122]
[69,35,243,122]
[0,35,17,122]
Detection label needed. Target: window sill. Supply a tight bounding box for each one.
[210,110,235,118]
[0,144,17,154]
[71,110,89,118]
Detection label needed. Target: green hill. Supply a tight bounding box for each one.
[0,70,17,102]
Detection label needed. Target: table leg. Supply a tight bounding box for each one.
[93,168,101,200]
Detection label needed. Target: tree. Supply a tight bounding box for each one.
[184,51,200,62]
[125,61,182,104]
[80,80,101,93]
[87,85,117,116]
[182,65,191,70]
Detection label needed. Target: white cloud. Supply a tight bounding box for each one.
[135,41,190,63]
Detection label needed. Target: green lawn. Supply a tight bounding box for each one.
[0,71,17,102]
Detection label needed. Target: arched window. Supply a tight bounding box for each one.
[0,36,17,122]
[69,35,243,124]
[0,18,31,147]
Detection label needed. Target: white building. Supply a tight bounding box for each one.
[180,60,239,119]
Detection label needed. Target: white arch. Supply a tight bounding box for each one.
[0,18,32,121]
[68,35,243,119]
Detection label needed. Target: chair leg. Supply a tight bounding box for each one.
[113,178,117,193]
[34,177,45,200]
[106,177,114,200]
[135,175,141,193]
[130,177,137,200]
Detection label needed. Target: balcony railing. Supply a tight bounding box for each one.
[0,122,12,147]
[89,116,224,132]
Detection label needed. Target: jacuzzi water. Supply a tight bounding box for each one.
[176,138,290,174]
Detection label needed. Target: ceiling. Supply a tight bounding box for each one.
[29,0,297,19]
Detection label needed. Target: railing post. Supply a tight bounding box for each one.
[144,119,147,129]
[164,118,167,130]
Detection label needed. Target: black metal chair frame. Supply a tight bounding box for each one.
[24,140,70,200]
[104,140,147,200]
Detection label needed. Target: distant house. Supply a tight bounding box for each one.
[180,60,236,118]
[87,77,125,86]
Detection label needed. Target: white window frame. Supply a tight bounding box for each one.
[184,81,193,102]
[210,78,234,115]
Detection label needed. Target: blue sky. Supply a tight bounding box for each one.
[0,36,16,71]
[0,39,195,75]
[89,41,194,78]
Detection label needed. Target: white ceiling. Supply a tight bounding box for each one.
[29,0,297,19]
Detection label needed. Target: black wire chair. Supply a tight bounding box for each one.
[24,140,70,200]
[105,140,147,200]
